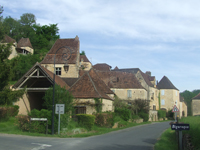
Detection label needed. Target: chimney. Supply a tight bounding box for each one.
[146,71,151,76]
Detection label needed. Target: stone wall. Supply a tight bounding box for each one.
[192,100,200,116]
[111,88,147,100]
[20,46,34,54]
[14,93,31,115]
[160,89,179,111]
[41,64,79,78]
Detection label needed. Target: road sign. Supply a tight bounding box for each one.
[55,104,65,114]
[172,105,179,112]
[171,124,190,130]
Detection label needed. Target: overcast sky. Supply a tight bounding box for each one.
[2,0,200,92]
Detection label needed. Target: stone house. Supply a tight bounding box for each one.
[113,68,159,111]
[1,35,34,59]
[191,93,200,116]
[13,36,113,115]
[69,68,115,114]
[180,95,187,117]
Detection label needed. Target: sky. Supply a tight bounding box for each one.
[1,0,200,92]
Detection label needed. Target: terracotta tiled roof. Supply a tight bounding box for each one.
[96,70,145,89]
[114,66,119,70]
[157,76,178,90]
[69,68,114,100]
[113,68,154,87]
[62,78,79,87]
[80,55,90,62]
[139,71,154,87]
[17,38,33,49]
[41,66,70,89]
[2,35,16,43]
[41,36,79,64]
[93,63,112,71]
[192,93,200,100]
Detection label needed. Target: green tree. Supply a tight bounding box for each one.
[0,44,12,90]
[43,85,74,114]
[0,43,25,106]
[0,6,4,40]
[80,51,86,55]
[19,13,36,26]
[9,53,41,81]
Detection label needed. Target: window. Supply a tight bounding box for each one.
[56,67,61,75]
[161,99,165,105]
[153,105,156,110]
[74,106,86,114]
[127,90,132,98]
[161,90,165,95]
[112,89,115,93]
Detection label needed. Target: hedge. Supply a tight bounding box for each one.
[115,108,131,121]
[76,114,95,130]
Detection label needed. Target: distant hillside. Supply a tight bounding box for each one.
[180,89,200,116]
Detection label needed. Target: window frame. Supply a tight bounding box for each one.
[127,90,132,98]
[55,67,61,75]
[161,99,165,105]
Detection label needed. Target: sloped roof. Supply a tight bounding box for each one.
[13,62,69,90]
[93,63,112,71]
[192,93,200,100]
[80,55,90,62]
[62,78,79,87]
[41,36,79,64]
[157,76,178,90]
[96,70,145,89]
[17,38,33,49]
[69,68,114,100]
[113,68,154,87]
[114,66,119,70]
[1,35,16,43]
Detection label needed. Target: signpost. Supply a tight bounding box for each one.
[171,123,190,150]
[172,105,179,122]
[55,104,65,134]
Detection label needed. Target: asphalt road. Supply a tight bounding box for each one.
[0,121,170,150]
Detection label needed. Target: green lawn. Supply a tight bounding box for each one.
[0,117,151,138]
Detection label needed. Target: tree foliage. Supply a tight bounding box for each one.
[180,89,200,116]
[43,85,74,114]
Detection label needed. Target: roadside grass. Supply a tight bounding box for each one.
[154,128,178,150]
[180,116,200,148]
[0,117,151,138]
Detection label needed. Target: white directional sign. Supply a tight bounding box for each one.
[55,104,65,114]
[172,105,179,112]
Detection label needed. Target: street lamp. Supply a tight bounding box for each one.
[52,46,71,135]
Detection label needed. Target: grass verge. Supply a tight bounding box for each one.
[154,128,178,150]
[0,117,151,138]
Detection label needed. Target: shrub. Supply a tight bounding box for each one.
[0,105,19,121]
[15,115,30,131]
[76,114,95,130]
[138,111,149,122]
[158,110,166,119]
[167,109,174,118]
[28,109,52,134]
[95,112,114,127]
[115,108,131,121]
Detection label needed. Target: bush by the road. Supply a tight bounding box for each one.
[158,110,166,119]
[138,111,149,122]
[115,108,131,121]
[0,105,19,121]
[76,114,95,130]
[95,112,114,127]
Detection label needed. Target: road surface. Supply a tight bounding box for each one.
[0,121,170,150]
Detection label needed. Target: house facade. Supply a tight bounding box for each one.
[191,93,200,116]
[1,35,34,60]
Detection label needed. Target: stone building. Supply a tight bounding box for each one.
[191,93,200,116]
[1,35,34,59]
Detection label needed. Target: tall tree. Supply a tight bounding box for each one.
[0,6,4,40]
[19,13,36,26]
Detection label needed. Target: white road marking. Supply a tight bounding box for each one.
[31,143,52,150]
